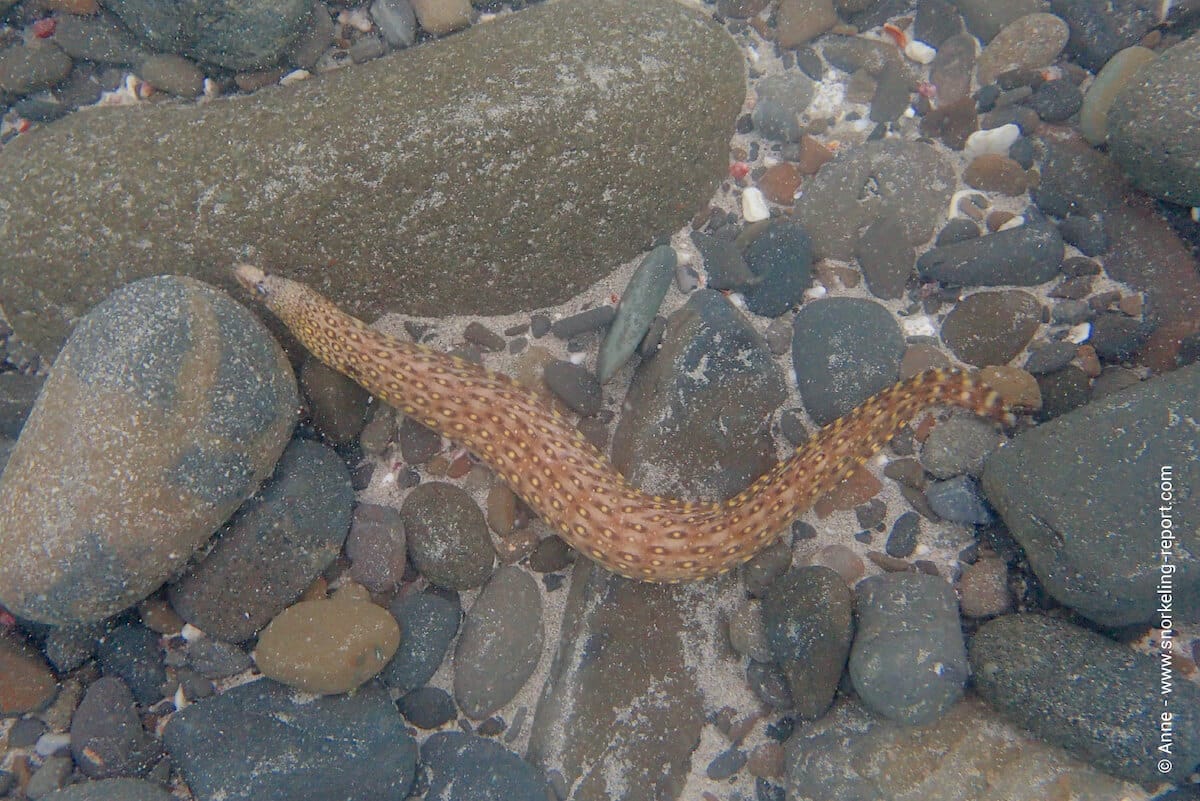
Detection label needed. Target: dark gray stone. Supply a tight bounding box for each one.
[981,364,1200,625]
[96,624,167,707]
[1050,0,1159,71]
[740,221,814,317]
[0,0,743,359]
[99,0,312,70]
[791,298,905,426]
[939,290,1041,367]
[527,562,705,801]
[612,290,785,500]
[0,277,297,625]
[381,591,461,694]
[752,73,816,142]
[762,567,852,720]
[402,481,495,590]
[970,613,1200,784]
[926,475,994,524]
[453,566,544,719]
[855,215,912,300]
[41,779,174,801]
[543,360,603,416]
[168,439,353,642]
[885,511,920,558]
[164,680,417,801]
[917,223,1064,286]
[397,686,456,729]
[849,573,967,725]
[422,732,552,801]
[70,677,161,779]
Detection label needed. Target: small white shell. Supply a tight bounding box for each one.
[963,123,1020,161]
[741,187,770,222]
[1068,322,1092,344]
[900,314,938,338]
[279,69,312,86]
[904,39,936,64]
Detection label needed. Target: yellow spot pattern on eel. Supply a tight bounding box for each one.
[234,265,1013,583]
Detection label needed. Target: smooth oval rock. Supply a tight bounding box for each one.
[168,438,353,642]
[0,276,297,625]
[981,363,1200,625]
[1079,46,1156,145]
[402,481,496,590]
[254,596,400,694]
[422,731,554,801]
[0,0,744,359]
[40,779,174,801]
[597,245,676,383]
[1108,33,1200,206]
[453,566,544,719]
[975,13,1069,86]
[849,573,967,725]
[381,590,461,694]
[970,613,1200,785]
[0,631,58,714]
[917,223,1064,286]
[69,677,161,778]
[940,290,1042,367]
[163,680,417,801]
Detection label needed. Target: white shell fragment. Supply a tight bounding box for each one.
[741,187,770,222]
[905,39,937,64]
[900,314,938,338]
[963,123,1020,161]
[1068,322,1092,344]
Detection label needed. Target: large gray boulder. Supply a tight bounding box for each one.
[982,365,1200,626]
[0,0,744,358]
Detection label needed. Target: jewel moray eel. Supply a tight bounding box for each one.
[234,264,1013,583]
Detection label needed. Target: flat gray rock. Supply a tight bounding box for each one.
[0,0,744,358]
[982,364,1200,625]
[0,276,297,625]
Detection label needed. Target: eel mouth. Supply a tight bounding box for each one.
[233,263,269,295]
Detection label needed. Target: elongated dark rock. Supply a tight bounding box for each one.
[0,0,744,357]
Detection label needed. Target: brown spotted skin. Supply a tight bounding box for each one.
[235,265,1012,583]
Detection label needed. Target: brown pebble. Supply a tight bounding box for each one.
[446,452,473,479]
[957,555,1012,617]
[1075,344,1101,377]
[0,632,58,714]
[963,154,1030,195]
[234,68,286,92]
[486,483,518,536]
[1118,292,1144,317]
[985,210,1017,231]
[810,544,865,584]
[495,526,540,564]
[866,550,912,572]
[814,262,860,289]
[747,741,785,779]
[138,598,184,634]
[254,595,399,694]
[899,344,953,379]
[757,162,804,205]
[795,134,835,174]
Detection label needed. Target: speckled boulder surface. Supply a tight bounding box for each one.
[0,276,297,625]
[0,0,745,358]
[1108,33,1200,206]
[982,364,1200,626]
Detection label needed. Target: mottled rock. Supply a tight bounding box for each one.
[794,141,956,260]
[612,290,785,500]
[849,573,967,725]
[96,623,167,707]
[970,614,1200,784]
[423,731,553,800]
[741,221,814,317]
[453,566,543,719]
[940,290,1042,366]
[1050,0,1159,71]
[527,562,706,801]
[381,591,461,694]
[917,224,1064,286]
[168,439,352,642]
[0,0,743,359]
[1108,33,1200,206]
[0,42,72,95]
[975,13,1069,86]
[792,298,904,425]
[0,277,296,625]
[70,677,161,778]
[402,481,495,590]
[920,416,1004,478]
[762,567,852,719]
[0,631,57,714]
[786,696,1150,800]
[345,503,406,593]
[981,364,1200,625]
[855,214,913,300]
[254,595,400,694]
[752,72,816,142]
[101,0,312,69]
[164,680,417,801]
